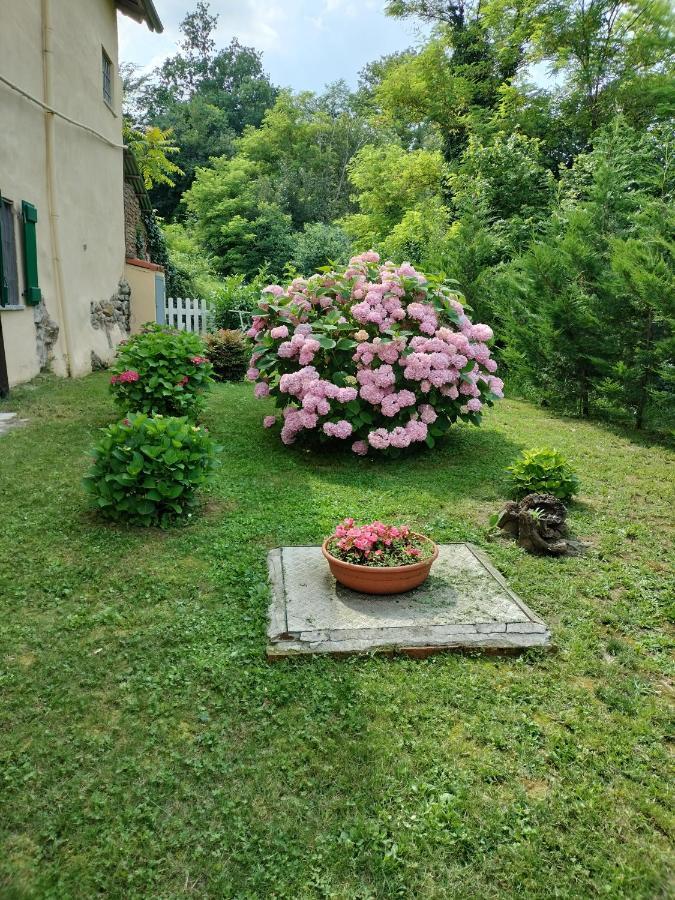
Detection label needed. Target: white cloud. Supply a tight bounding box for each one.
[117,0,426,92]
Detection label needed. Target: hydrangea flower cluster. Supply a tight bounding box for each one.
[326,518,433,567]
[110,369,140,385]
[248,252,503,455]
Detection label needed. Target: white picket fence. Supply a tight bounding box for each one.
[165,297,209,333]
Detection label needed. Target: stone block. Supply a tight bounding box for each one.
[267,543,552,658]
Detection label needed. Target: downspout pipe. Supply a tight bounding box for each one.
[41,0,73,375]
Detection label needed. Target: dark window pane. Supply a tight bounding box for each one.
[102,50,112,105]
[1,201,20,306]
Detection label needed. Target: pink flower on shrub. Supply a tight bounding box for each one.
[397,263,418,277]
[489,377,504,398]
[299,338,320,365]
[191,356,209,365]
[323,420,353,439]
[471,324,493,342]
[112,369,140,384]
[177,375,189,387]
[419,404,437,425]
[368,428,390,450]
[246,367,260,381]
[247,254,501,453]
[263,415,277,428]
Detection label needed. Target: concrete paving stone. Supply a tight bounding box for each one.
[267,543,552,658]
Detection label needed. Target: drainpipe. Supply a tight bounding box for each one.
[41,0,73,375]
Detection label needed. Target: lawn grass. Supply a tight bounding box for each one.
[0,374,673,899]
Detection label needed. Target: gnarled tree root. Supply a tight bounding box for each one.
[497,493,581,556]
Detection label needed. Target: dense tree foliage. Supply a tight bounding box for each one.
[126,0,674,430]
[123,3,276,219]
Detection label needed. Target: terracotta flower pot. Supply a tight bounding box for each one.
[321,533,439,595]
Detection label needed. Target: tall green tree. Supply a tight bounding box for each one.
[183,156,294,278]
[125,3,277,219]
[340,144,449,248]
[531,0,675,141]
[604,200,675,428]
[183,85,374,276]
[501,120,673,421]
[235,86,375,227]
[382,0,543,160]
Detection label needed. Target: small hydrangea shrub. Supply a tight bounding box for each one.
[326,519,434,567]
[507,447,580,500]
[203,329,248,382]
[84,413,220,527]
[110,324,214,418]
[247,252,503,454]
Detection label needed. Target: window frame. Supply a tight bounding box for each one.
[101,46,113,109]
[0,197,22,310]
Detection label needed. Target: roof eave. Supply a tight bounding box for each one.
[123,147,153,213]
[116,0,163,33]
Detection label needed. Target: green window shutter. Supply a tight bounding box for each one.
[0,191,7,307]
[21,200,41,305]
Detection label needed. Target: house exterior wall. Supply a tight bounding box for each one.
[0,0,131,386]
[125,260,164,333]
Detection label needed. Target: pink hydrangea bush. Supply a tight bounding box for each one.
[248,251,503,454]
[326,519,434,567]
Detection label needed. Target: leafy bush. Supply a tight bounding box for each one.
[290,223,352,274]
[203,329,249,382]
[143,212,193,299]
[110,325,213,418]
[84,413,220,527]
[247,251,503,455]
[506,447,580,500]
[210,270,270,330]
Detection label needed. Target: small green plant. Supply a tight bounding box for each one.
[203,329,249,382]
[84,413,220,527]
[506,447,580,500]
[110,324,214,418]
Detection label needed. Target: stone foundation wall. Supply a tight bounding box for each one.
[90,278,131,346]
[33,302,60,370]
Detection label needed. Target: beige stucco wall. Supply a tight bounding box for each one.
[0,0,131,386]
[125,260,163,333]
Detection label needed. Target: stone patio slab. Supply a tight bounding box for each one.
[0,412,28,438]
[267,543,551,658]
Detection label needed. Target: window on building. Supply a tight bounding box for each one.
[102,48,113,106]
[0,199,20,307]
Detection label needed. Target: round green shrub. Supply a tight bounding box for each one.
[203,329,249,382]
[84,413,220,527]
[110,324,214,418]
[506,447,580,500]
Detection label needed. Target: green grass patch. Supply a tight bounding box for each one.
[1,375,673,898]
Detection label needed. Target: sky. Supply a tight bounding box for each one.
[118,0,429,93]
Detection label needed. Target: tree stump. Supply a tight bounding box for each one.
[496,493,575,556]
